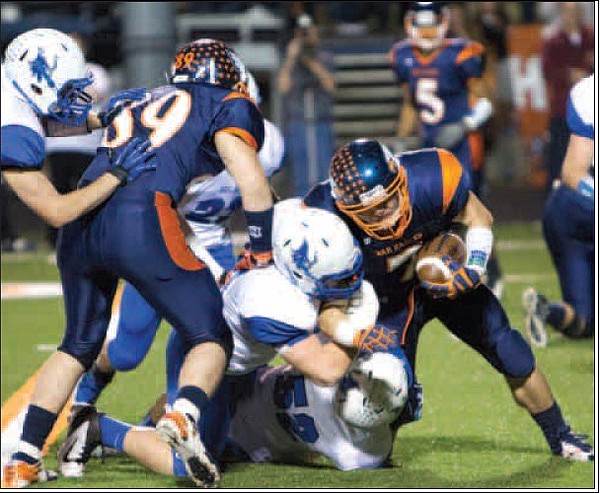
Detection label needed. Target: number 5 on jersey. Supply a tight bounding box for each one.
[103,90,192,149]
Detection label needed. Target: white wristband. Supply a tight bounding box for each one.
[465,227,493,275]
[463,98,493,131]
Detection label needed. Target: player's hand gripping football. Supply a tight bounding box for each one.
[108,137,156,184]
[420,255,481,299]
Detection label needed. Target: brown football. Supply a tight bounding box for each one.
[416,232,467,283]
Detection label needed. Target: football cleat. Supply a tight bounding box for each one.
[57,405,103,478]
[522,287,549,348]
[555,426,594,462]
[1,460,57,488]
[156,411,220,488]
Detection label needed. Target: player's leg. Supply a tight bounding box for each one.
[72,282,162,409]
[432,286,593,461]
[3,222,118,487]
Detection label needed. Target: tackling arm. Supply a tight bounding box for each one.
[397,83,418,139]
[561,134,594,200]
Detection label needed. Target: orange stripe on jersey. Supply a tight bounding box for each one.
[455,41,484,65]
[400,287,416,346]
[154,191,205,271]
[221,91,253,103]
[218,127,258,150]
[468,131,485,171]
[438,148,463,213]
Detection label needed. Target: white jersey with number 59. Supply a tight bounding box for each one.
[227,364,394,471]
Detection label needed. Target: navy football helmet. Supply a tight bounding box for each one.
[168,39,249,93]
[405,2,449,51]
[329,139,412,241]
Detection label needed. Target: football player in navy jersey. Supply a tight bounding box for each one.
[304,138,594,462]
[3,38,274,488]
[522,74,595,346]
[389,1,503,297]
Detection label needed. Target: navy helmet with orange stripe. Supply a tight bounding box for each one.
[329,139,412,241]
[405,2,450,51]
[167,38,249,94]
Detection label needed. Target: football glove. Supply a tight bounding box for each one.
[234,249,274,270]
[107,137,156,184]
[432,121,466,149]
[97,87,148,128]
[420,255,481,299]
[354,324,400,357]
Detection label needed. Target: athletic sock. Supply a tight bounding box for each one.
[531,401,568,454]
[73,363,115,406]
[13,405,57,464]
[99,415,131,452]
[172,386,208,423]
[546,303,567,330]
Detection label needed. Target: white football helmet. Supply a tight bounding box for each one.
[273,200,363,301]
[244,71,262,105]
[3,28,93,125]
[405,2,450,51]
[335,346,413,429]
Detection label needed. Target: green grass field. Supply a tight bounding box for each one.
[1,222,596,488]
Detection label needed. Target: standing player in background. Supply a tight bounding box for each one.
[522,74,595,347]
[389,1,503,298]
[3,38,274,488]
[63,72,285,440]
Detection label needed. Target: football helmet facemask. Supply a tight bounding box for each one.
[3,28,93,126]
[405,2,450,52]
[329,139,412,241]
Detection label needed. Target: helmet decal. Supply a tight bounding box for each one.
[292,239,318,276]
[30,48,58,88]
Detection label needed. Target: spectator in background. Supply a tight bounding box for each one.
[45,61,112,248]
[541,2,594,193]
[277,12,336,196]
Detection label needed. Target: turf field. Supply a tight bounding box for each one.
[1,222,596,488]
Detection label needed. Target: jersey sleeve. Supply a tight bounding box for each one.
[210,93,265,151]
[454,41,485,81]
[303,181,339,214]
[437,148,470,218]
[566,76,594,139]
[388,42,410,83]
[243,316,311,348]
[259,119,285,178]
[0,125,45,170]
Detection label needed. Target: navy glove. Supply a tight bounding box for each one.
[97,88,148,128]
[108,137,156,184]
[433,121,467,149]
[420,255,481,299]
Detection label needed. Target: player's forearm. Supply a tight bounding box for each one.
[48,173,121,227]
[560,135,595,195]
[397,102,416,138]
[455,192,493,229]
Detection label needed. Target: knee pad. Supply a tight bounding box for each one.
[495,330,535,378]
[562,316,594,339]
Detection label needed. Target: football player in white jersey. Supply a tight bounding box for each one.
[0,28,156,488]
[58,202,413,480]
[522,74,595,346]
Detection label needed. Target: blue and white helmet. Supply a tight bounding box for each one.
[3,28,93,125]
[273,199,364,301]
[335,344,413,429]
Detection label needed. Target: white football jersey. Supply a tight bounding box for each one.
[227,364,394,471]
[222,266,319,375]
[567,74,594,138]
[179,119,285,248]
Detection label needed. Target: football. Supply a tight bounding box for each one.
[415,232,466,283]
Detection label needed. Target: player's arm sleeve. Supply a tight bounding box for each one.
[210,94,265,151]
[302,182,339,213]
[388,44,409,83]
[566,90,594,139]
[0,125,45,170]
[242,316,312,348]
[437,148,470,218]
[259,120,286,178]
[455,41,485,81]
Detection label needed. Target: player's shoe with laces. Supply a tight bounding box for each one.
[554,426,594,461]
[522,287,548,348]
[57,405,103,478]
[156,410,220,488]
[1,460,57,488]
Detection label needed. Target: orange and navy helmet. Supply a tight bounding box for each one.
[405,2,449,51]
[329,139,412,241]
[168,38,248,93]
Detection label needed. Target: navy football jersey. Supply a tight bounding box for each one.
[389,38,484,147]
[80,83,265,202]
[304,148,470,297]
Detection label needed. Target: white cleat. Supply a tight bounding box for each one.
[522,287,548,348]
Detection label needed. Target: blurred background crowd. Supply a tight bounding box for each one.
[0,1,596,253]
